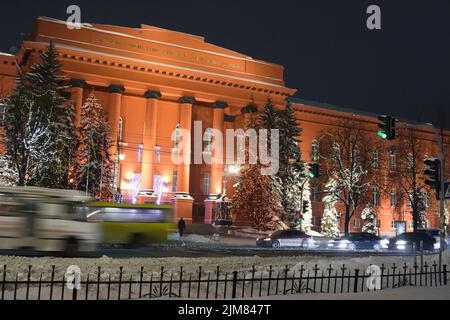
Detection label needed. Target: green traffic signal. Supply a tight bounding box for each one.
[308,171,315,178]
[378,131,388,139]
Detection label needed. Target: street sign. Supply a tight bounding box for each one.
[445,182,450,200]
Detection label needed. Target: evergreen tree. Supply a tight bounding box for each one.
[361,203,378,235]
[277,103,308,227]
[299,177,313,233]
[417,189,428,229]
[2,43,77,187]
[232,112,283,231]
[321,179,340,237]
[75,94,115,201]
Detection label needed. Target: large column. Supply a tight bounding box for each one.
[137,91,161,204]
[69,78,86,127]
[107,84,125,189]
[172,96,195,223]
[204,101,227,225]
[210,101,227,197]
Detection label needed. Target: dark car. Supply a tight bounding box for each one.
[256,230,312,249]
[387,232,438,252]
[328,233,384,251]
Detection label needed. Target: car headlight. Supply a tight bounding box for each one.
[434,242,440,250]
[396,240,407,245]
[264,238,272,241]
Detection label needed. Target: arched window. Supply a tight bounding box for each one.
[204,128,213,155]
[311,140,319,161]
[118,117,123,142]
[332,143,341,163]
[372,149,379,168]
[372,187,380,206]
[389,148,397,171]
[390,190,397,208]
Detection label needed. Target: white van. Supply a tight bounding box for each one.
[0,187,100,254]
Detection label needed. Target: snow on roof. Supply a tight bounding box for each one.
[0,52,14,57]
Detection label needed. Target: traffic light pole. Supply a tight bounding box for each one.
[431,125,446,269]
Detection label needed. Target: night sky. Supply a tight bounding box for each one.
[1,0,449,125]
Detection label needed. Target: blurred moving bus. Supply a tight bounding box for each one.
[87,202,174,247]
[0,187,100,254]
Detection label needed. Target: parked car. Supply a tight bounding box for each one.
[327,233,385,251]
[256,230,312,249]
[386,232,438,252]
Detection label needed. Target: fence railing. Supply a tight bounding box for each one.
[0,262,448,300]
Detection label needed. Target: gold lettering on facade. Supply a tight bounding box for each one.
[94,37,242,70]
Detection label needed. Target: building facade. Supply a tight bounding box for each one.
[0,17,448,235]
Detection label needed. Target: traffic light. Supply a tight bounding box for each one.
[302,201,309,214]
[378,115,397,140]
[424,157,441,200]
[308,163,320,179]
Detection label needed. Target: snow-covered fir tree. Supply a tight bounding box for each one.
[2,43,77,187]
[0,155,17,186]
[74,94,115,201]
[232,112,283,231]
[361,203,378,235]
[299,177,313,233]
[321,179,340,237]
[276,103,307,227]
[417,189,428,229]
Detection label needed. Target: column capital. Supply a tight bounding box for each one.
[69,78,86,88]
[107,84,125,94]
[224,114,236,123]
[241,103,258,114]
[212,101,228,109]
[144,90,162,99]
[178,96,196,104]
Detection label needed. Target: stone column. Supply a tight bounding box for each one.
[172,96,195,223]
[204,101,227,225]
[69,78,86,127]
[137,91,161,204]
[107,84,125,189]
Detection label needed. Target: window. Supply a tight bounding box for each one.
[172,170,178,193]
[372,150,379,169]
[311,140,319,161]
[407,153,414,172]
[407,191,413,208]
[372,187,380,206]
[332,143,341,163]
[0,103,6,125]
[204,128,213,155]
[312,184,322,202]
[422,191,429,208]
[409,221,414,230]
[174,123,181,149]
[390,190,397,208]
[118,117,124,142]
[389,149,397,171]
[354,218,361,229]
[377,220,381,228]
[155,146,161,164]
[352,146,360,164]
[312,216,321,227]
[391,221,396,229]
[203,172,211,195]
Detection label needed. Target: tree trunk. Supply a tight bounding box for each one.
[344,204,351,236]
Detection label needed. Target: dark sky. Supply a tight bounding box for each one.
[1,0,449,125]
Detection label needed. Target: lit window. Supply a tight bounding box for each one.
[204,128,213,155]
[390,190,397,208]
[172,170,178,193]
[372,150,379,168]
[311,140,319,161]
[203,172,211,195]
[118,117,124,142]
[389,149,397,171]
[174,123,181,149]
[407,153,414,172]
[373,187,380,206]
[155,146,161,164]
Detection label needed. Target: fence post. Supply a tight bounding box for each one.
[443,265,447,286]
[353,269,360,293]
[231,271,238,299]
[72,288,78,301]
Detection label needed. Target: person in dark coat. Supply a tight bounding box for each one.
[178,217,186,238]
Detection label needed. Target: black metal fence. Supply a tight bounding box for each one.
[0,262,448,300]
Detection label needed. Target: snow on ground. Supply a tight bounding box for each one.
[1,250,449,282]
[261,285,450,300]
